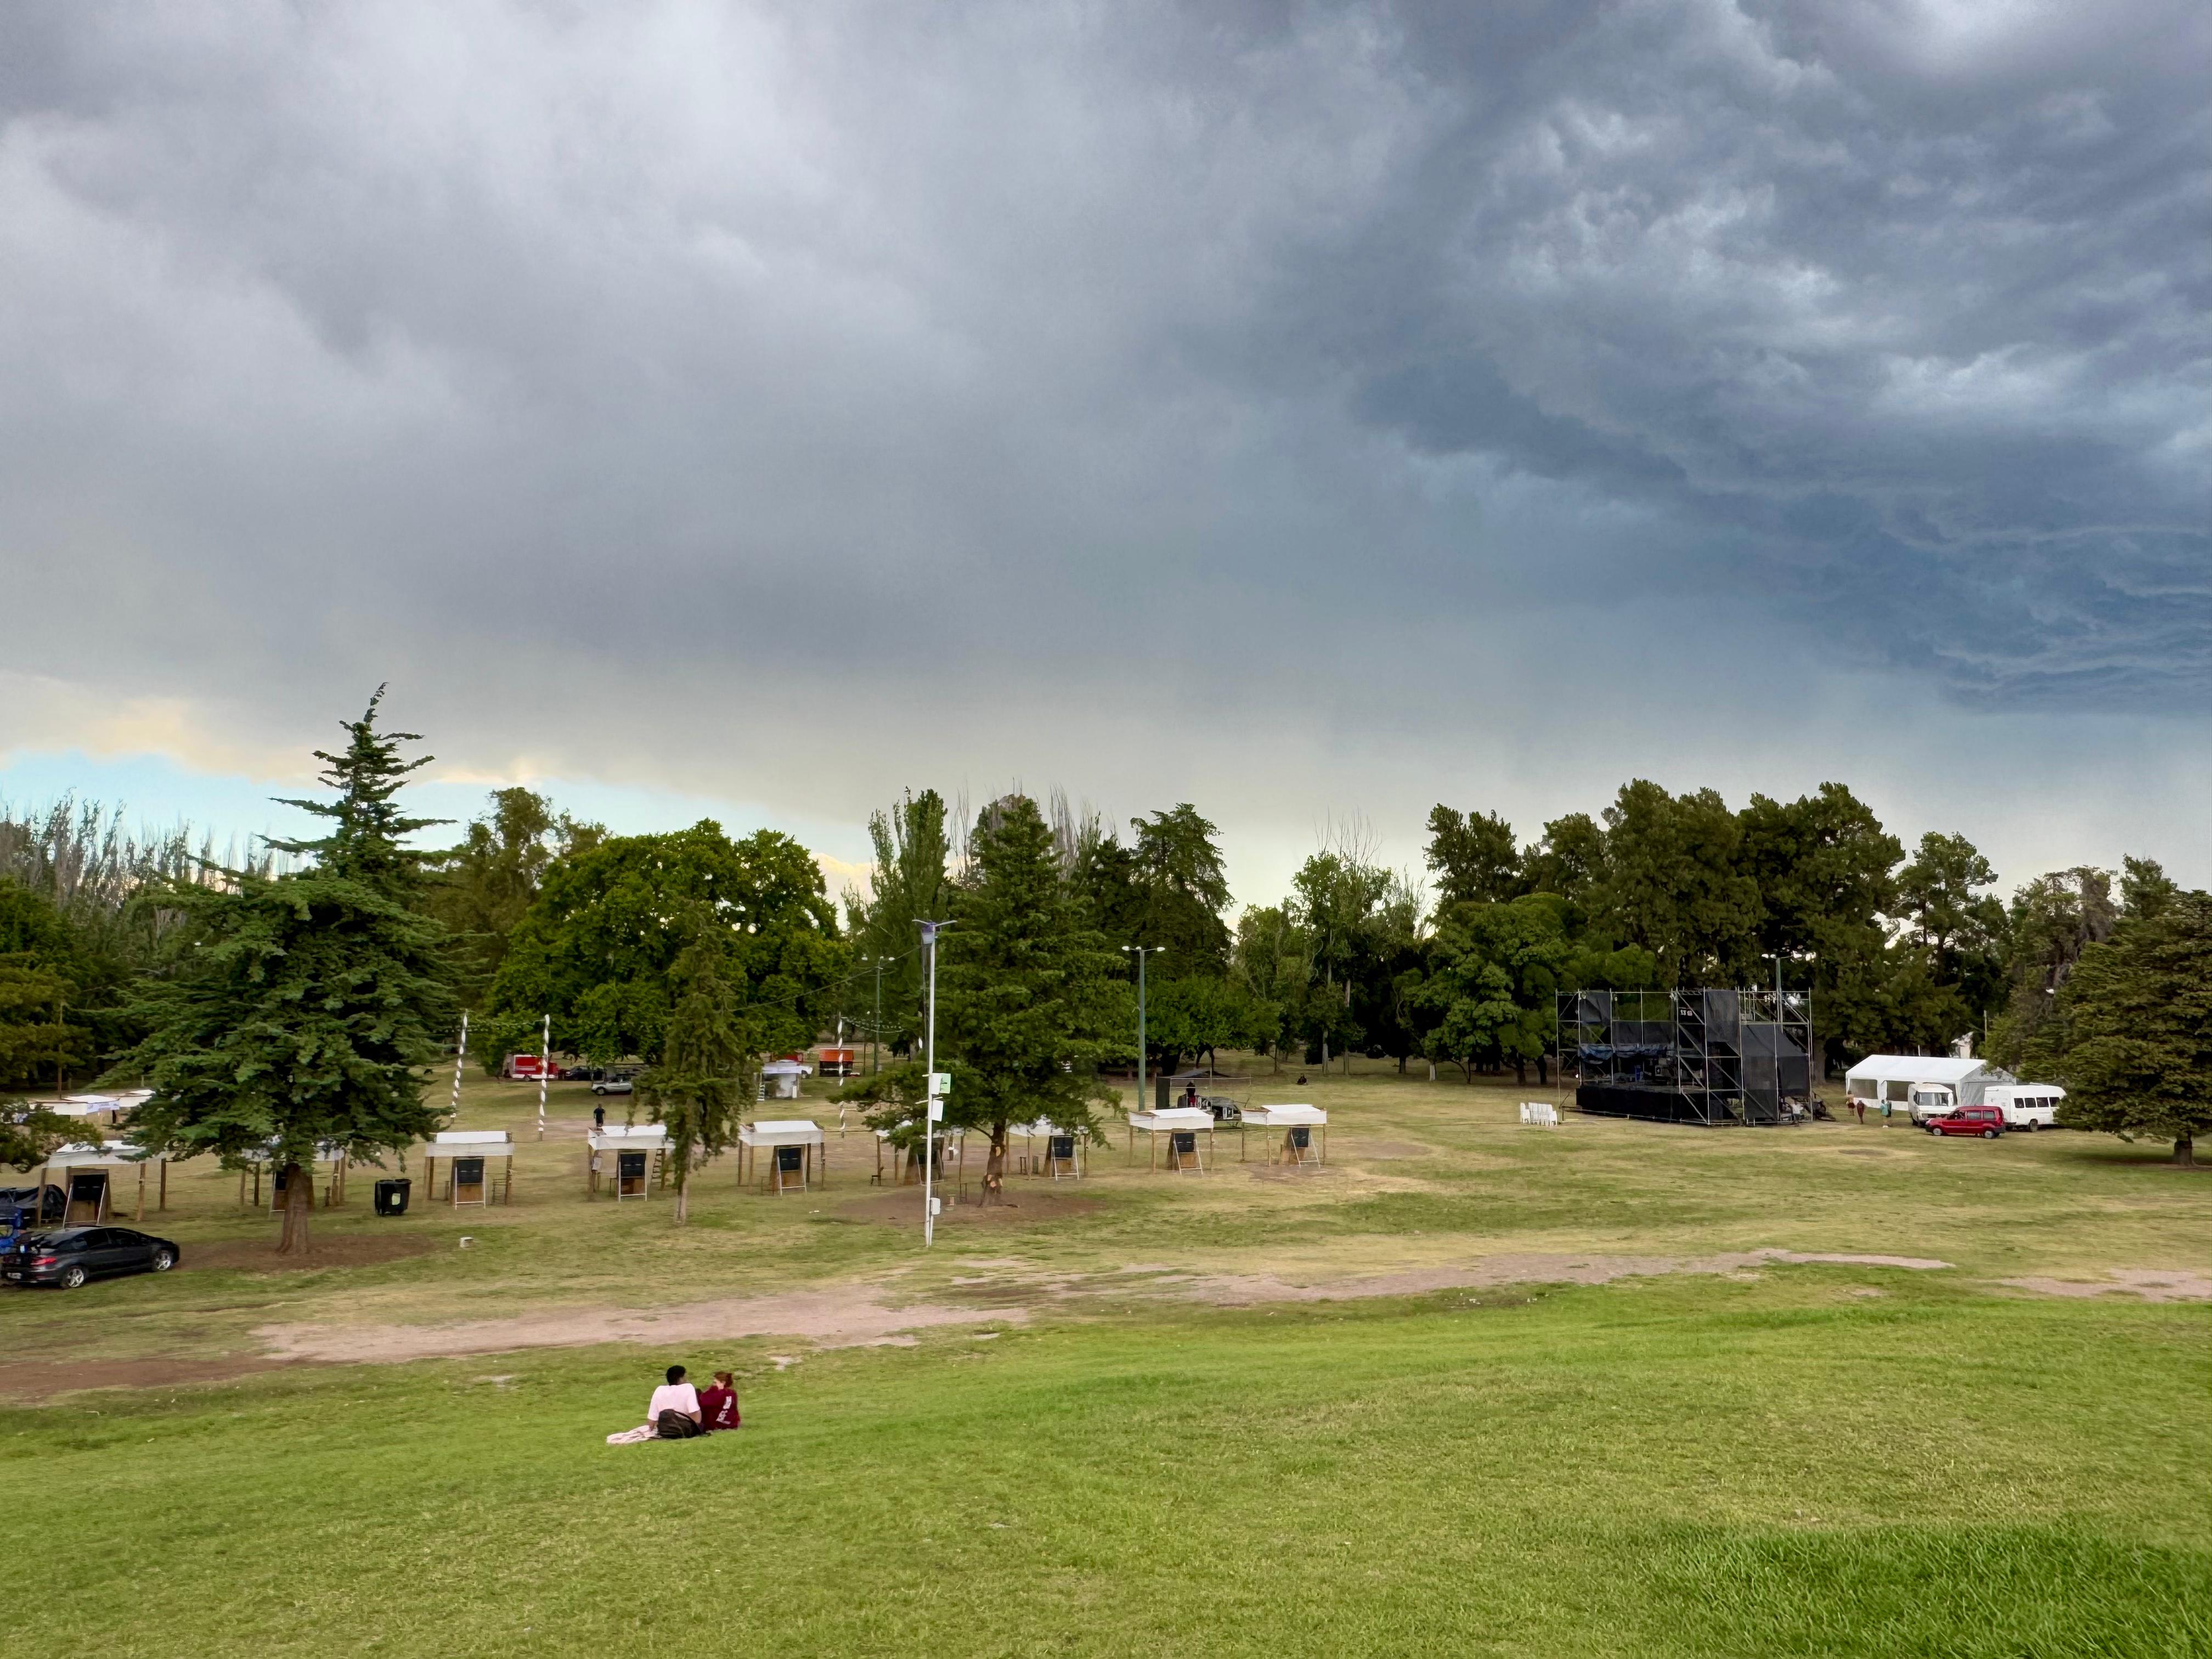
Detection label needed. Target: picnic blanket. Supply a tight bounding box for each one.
[605,1423,658,1445]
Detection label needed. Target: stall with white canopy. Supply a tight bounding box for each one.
[1127,1106,1215,1172]
[739,1119,827,1193]
[587,1125,670,1200]
[420,1130,516,1206]
[40,1139,169,1223]
[1238,1104,1327,1165]
[235,1142,349,1210]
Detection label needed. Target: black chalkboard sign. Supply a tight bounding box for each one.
[1171,1131,1195,1155]
[617,1151,646,1180]
[1049,1135,1075,1161]
[454,1157,485,1186]
[1289,1126,1311,1149]
[776,1145,804,1172]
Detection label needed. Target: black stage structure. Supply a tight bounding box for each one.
[1559,989,1812,1125]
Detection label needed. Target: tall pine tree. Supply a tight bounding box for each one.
[940,795,1120,1203]
[114,691,457,1252]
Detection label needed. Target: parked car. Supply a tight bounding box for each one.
[2,1226,181,1289]
[592,1071,637,1096]
[560,1065,598,1082]
[1926,1105,2006,1139]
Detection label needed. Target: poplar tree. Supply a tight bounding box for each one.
[114,691,456,1253]
[2049,891,2212,1166]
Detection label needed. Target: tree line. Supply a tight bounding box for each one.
[5,704,2208,1227]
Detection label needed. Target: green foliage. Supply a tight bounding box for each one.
[2045,890,2212,1162]
[0,1100,72,1171]
[1228,904,1309,1063]
[1592,781,1761,985]
[490,820,843,1065]
[1425,805,1523,906]
[1985,866,2117,1072]
[1421,895,1576,1080]
[427,787,605,1006]
[110,693,459,1182]
[1128,804,1233,975]
[842,789,954,1057]
[635,938,755,1217]
[0,878,97,1091]
[936,795,1121,1193]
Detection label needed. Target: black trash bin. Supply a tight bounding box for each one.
[374,1178,412,1217]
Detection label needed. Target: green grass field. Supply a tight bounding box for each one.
[9,1062,2207,1655]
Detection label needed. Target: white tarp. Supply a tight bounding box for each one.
[1240,1104,1325,1126]
[425,1131,514,1160]
[1128,1108,1214,1131]
[588,1126,670,1153]
[741,1119,825,1148]
[1843,1055,2015,1107]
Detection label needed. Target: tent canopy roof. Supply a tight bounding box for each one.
[1842,1056,2012,1086]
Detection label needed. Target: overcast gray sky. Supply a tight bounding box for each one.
[3,0,2208,905]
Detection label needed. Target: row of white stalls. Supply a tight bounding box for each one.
[1124,1104,1328,1172]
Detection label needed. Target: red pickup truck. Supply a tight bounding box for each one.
[1926,1105,2006,1139]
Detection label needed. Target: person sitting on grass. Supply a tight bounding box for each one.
[650,1364,703,1440]
[698,1370,741,1431]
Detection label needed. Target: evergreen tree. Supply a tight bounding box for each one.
[112,691,458,1254]
[1425,806,1525,907]
[843,790,954,1057]
[938,795,1120,1203]
[636,935,753,1223]
[2047,891,2212,1166]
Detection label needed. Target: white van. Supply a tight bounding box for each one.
[1905,1085,1957,1125]
[1983,1084,2065,1132]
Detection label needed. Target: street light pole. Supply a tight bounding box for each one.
[871,958,884,1077]
[919,921,952,1248]
[1121,946,1164,1114]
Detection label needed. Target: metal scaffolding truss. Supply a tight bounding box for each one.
[1558,987,1813,1126]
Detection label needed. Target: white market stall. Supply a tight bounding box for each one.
[739,1119,827,1194]
[872,1125,967,1191]
[40,1139,169,1223]
[1014,1119,1086,1180]
[1127,1106,1215,1173]
[1239,1104,1327,1166]
[420,1130,516,1206]
[587,1125,670,1200]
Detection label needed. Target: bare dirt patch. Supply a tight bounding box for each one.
[183,1235,439,1273]
[1181,1248,1953,1306]
[836,1189,1102,1227]
[0,1355,290,1401]
[1999,1268,2211,1303]
[256,1287,1025,1364]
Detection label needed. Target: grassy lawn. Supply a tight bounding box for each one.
[9,1060,2207,1654]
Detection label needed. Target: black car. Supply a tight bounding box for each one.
[2,1227,181,1289]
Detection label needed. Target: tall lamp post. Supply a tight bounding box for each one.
[1121,946,1165,1115]
[919,921,953,1248]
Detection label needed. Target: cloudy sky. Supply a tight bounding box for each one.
[3,0,2208,906]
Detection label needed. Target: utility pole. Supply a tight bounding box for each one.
[872,958,884,1076]
[1121,946,1165,1113]
[919,921,953,1248]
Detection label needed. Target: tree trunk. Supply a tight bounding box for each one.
[2176,1135,2196,1167]
[1537,1054,1549,1086]
[1514,1057,1527,1086]
[674,1166,691,1224]
[276,1161,312,1256]
[984,1125,1008,1204]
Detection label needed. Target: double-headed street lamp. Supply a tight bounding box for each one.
[1121,946,1166,1114]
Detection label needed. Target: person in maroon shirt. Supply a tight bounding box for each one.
[698,1370,741,1431]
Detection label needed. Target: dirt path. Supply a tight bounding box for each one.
[257,1288,1026,1363]
[1999,1268,2211,1303]
[1178,1248,1954,1305]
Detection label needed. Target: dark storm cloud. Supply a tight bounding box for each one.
[0,0,2206,787]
